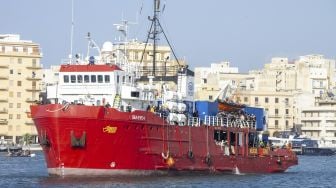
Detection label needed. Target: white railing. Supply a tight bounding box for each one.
[154,113,256,129]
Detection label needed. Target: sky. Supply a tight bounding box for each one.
[1,0,335,73]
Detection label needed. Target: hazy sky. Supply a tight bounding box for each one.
[1,0,335,72]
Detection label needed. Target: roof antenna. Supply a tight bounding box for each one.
[69,0,75,64]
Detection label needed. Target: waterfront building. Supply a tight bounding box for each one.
[194,55,336,136]
[298,95,336,148]
[0,34,42,144]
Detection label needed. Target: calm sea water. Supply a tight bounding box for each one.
[0,152,335,188]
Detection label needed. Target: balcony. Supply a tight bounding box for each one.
[26,98,38,103]
[26,86,42,92]
[0,87,8,91]
[0,64,9,68]
[0,108,8,114]
[268,114,281,118]
[26,76,42,81]
[0,76,8,80]
[0,97,8,102]
[25,120,34,125]
[301,126,323,131]
[26,64,42,69]
[285,114,292,118]
[0,119,8,125]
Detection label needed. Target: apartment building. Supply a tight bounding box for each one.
[194,55,336,136]
[0,34,42,144]
[299,97,336,148]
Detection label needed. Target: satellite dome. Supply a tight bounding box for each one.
[102,41,113,52]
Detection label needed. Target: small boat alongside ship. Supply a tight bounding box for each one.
[268,135,336,156]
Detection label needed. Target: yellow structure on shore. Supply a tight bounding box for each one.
[0,34,42,144]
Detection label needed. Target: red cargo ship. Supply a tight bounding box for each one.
[30,63,297,176]
[30,0,297,176]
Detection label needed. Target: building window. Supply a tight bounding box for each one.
[84,75,90,83]
[285,98,289,105]
[64,75,69,83]
[91,75,96,83]
[70,75,76,83]
[244,97,248,102]
[77,75,83,83]
[275,98,279,103]
[286,120,289,129]
[285,109,289,115]
[209,95,213,100]
[17,81,22,86]
[203,79,207,84]
[105,75,110,83]
[18,70,21,75]
[9,114,13,119]
[10,69,13,74]
[17,103,21,108]
[275,109,279,115]
[9,103,13,108]
[18,58,22,64]
[98,75,103,83]
[17,92,21,98]
[9,92,13,97]
[275,120,279,129]
[255,97,258,103]
[265,97,269,103]
[17,114,21,119]
[117,75,119,83]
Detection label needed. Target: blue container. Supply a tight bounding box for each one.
[195,101,219,120]
[243,106,266,131]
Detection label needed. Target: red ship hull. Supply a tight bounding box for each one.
[30,104,298,176]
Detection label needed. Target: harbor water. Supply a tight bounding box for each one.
[0,152,335,188]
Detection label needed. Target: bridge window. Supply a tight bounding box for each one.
[248,133,258,147]
[131,91,140,98]
[98,75,103,83]
[230,132,236,145]
[91,75,96,83]
[71,75,76,83]
[105,75,110,83]
[214,130,227,142]
[63,75,69,83]
[77,75,83,83]
[84,75,90,83]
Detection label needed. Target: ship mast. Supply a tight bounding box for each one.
[151,0,160,76]
[140,0,181,78]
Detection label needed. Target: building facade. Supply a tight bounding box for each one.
[0,34,42,144]
[299,97,336,148]
[194,55,336,136]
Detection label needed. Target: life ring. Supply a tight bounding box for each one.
[187,150,194,159]
[161,151,169,160]
[205,155,211,166]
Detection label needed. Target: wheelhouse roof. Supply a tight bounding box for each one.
[59,64,122,72]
